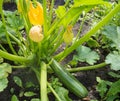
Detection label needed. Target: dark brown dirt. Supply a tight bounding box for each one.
[3,2,17,11]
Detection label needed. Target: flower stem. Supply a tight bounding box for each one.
[67,62,107,72]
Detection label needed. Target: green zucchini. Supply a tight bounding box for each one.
[51,59,88,98]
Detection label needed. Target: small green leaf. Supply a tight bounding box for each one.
[0,78,8,92]
[24,91,36,97]
[105,52,120,71]
[96,77,108,98]
[108,72,120,78]
[31,98,40,101]
[107,80,120,97]
[55,86,72,101]
[87,38,100,48]
[11,95,19,101]
[13,76,23,88]
[55,6,66,18]
[25,81,35,88]
[19,91,24,97]
[73,45,99,65]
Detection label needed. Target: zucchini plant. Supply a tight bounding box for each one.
[0,0,120,100]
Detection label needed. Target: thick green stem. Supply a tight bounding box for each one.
[8,31,21,46]
[67,62,107,72]
[43,0,48,36]
[40,62,48,101]
[55,3,120,61]
[0,50,31,63]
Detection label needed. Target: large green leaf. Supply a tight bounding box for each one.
[49,0,111,35]
[102,25,120,50]
[105,52,120,71]
[73,45,99,65]
[57,5,93,27]
[5,11,24,30]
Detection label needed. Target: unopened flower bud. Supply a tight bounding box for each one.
[63,25,74,44]
[29,25,43,42]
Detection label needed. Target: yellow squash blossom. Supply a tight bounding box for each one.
[29,25,44,42]
[63,25,74,45]
[17,0,44,25]
[28,1,44,25]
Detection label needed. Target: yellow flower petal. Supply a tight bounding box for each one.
[28,2,44,25]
